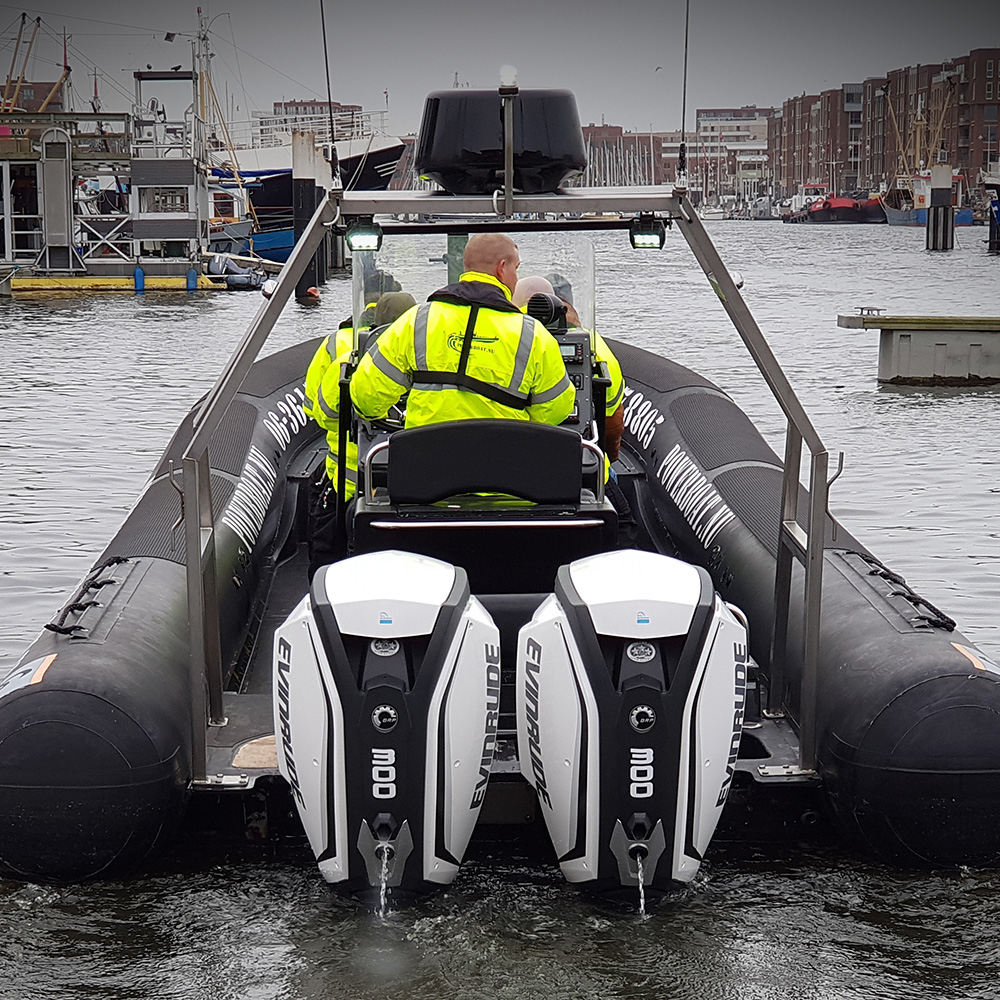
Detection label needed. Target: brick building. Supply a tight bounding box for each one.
[271,99,361,117]
[771,46,1000,197]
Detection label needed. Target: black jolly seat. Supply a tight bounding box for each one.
[351,419,617,593]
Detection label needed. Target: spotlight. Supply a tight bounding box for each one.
[345,218,383,252]
[628,214,667,250]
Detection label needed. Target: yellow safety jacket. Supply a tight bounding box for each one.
[590,330,624,417]
[351,272,575,428]
[305,326,358,498]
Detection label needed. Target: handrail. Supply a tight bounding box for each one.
[672,192,826,773]
[181,189,339,781]
[178,180,829,779]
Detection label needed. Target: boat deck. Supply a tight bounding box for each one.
[194,536,814,803]
[200,544,311,790]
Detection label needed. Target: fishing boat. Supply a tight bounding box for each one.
[3,86,999,902]
[881,170,975,226]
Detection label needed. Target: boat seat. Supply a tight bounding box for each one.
[351,419,617,593]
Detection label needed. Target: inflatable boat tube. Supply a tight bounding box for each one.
[609,338,1000,867]
[0,339,325,882]
[4,333,998,882]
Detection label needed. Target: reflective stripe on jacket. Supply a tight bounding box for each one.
[310,327,358,498]
[591,330,624,416]
[304,319,354,421]
[351,272,575,427]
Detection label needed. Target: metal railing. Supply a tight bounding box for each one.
[132,112,207,161]
[182,190,339,781]
[180,181,829,779]
[9,214,41,260]
[670,198,829,772]
[217,108,390,151]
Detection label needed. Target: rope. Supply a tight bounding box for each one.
[43,556,129,635]
[847,550,956,631]
[44,601,99,635]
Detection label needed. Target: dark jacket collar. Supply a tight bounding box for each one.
[427,276,522,314]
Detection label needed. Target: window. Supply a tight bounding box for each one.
[139,187,189,213]
[986,105,999,122]
[988,60,994,78]
[213,193,235,218]
[989,83,995,101]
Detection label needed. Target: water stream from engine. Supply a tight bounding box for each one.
[636,855,647,918]
[377,845,391,920]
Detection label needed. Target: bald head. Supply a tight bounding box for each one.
[464,233,520,293]
[512,275,554,309]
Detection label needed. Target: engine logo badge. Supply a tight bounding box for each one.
[370,638,400,657]
[372,705,398,733]
[629,705,656,733]
[626,641,656,664]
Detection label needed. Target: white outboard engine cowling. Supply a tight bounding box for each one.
[273,550,500,897]
[516,550,748,899]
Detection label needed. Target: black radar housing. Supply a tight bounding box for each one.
[415,89,587,195]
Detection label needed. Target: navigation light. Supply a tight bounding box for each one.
[629,214,667,250]
[345,219,383,253]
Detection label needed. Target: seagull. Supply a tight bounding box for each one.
[655,66,662,72]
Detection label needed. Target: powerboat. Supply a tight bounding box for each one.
[3,87,999,904]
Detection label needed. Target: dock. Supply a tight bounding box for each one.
[0,69,316,297]
[838,311,1000,385]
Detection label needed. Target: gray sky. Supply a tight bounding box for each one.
[1,0,996,134]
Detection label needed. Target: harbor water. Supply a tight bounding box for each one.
[1,223,998,998]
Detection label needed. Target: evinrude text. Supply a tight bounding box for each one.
[522,637,552,808]
[716,641,749,807]
[276,636,305,807]
[470,643,502,809]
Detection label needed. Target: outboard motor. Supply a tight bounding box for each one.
[516,549,748,900]
[273,550,501,898]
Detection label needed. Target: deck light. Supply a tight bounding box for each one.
[345,218,383,252]
[629,214,667,250]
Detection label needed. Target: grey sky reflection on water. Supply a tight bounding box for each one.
[3,0,995,132]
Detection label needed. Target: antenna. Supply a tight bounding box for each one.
[677,0,690,188]
[319,0,340,182]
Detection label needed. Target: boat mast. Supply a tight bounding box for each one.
[3,13,26,110]
[914,95,926,170]
[10,16,41,110]
[197,7,210,124]
[883,84,913,190]
[927,77,958,168]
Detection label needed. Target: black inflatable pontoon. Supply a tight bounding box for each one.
[3,332,999,886]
